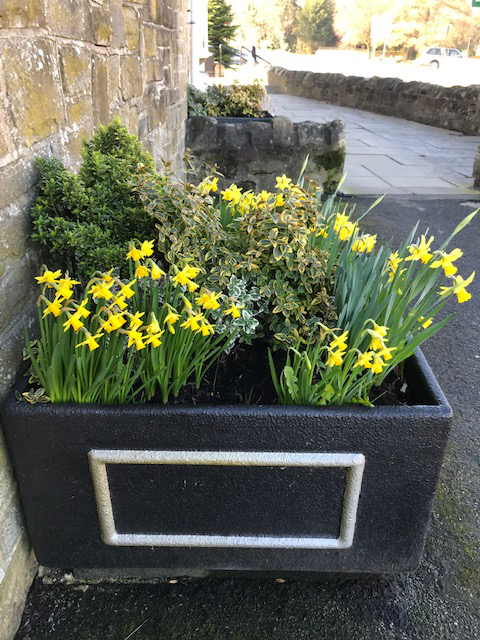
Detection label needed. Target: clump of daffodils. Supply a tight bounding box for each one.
[27,240,244,404]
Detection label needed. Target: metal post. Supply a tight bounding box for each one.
[219,44,223,77]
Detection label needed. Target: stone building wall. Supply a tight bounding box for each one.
[0,2,188,638]
[268,67,480,136]
[186,116,346,194]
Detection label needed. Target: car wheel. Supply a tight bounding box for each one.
[429,60,439,70]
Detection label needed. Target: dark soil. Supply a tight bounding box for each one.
[169,342,413,407]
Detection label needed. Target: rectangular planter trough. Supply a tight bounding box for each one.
[1,349,451,575]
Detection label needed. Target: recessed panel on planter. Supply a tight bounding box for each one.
[88,450,365,549]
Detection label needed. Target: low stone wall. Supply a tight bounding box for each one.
[474,147,480,188]
[268,67,480,136]
[186,116,346,194]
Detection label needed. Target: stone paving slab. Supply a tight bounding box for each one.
[268,92,480,196]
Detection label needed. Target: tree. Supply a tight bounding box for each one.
[208,0,238,65]
[279,0,299,51]
[297,0,339,53]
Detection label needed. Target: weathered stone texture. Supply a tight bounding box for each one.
[268,67,480,136]
[0,1,188,637]
[474,146,480,188]
[59,45,91,97]
[186,116,346,193]
[1,38,65,146]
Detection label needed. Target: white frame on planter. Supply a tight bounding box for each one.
[88,449,366,550]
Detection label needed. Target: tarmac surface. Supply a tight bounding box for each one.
[13,196,480,640]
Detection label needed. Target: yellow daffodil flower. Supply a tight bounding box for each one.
[141,240,155,257]
[430,248,463,276]
[76,332,103,351]
[196,291,221,310]
[111,296,128,311]
[110,314,126,330]
[224,303,244,319]
[63,312,84,332]
[128,311,144,329]
[35,269,62,285]
[102,269,114,283]
[120,280,136,298]
[365,328,387,351]
[387,251,402,281]
[184,266,201,279]
[88,282,113,301]
[352,234,376,253]
[330,330,348,351]
[164,310,180,333]
[418,316,433,329]
[370,321,388,338]
[439,272,475,303]
[75,299,91,318]
[125,329,144,349]
[354,351,374,369]
[145,332,163,347]
[276,174,292,191]
[181,314,204,331]
[42,297,63,318]
[150,262,165,279]
[275,193,285,207]
[146,314,161,335]
[326,348,345,368]
[199,321,215,337]
[405,235,434,264]
[371,353,385,374]
[135,264,149,278]
[126,247,144,261]
[57,277,80,300]
[378,346,396,361]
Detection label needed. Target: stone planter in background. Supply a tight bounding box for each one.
[1,350,451,577]
[186,115,346,195]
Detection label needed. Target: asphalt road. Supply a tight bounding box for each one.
[14,196,480,640]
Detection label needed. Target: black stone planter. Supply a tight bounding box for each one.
[1,350,451,575]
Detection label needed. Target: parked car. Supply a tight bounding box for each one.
[418,47,464,69]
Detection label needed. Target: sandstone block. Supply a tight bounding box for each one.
[46,0,93,40]
[146,59,162,82]
[59,45,91,97]
[146,82,167,131]
[0,252,37,333]
[123,6,140,51]
[0,0,46,28]
[67,97,93,127]
[92,54,109,125]
[120,56,143,101]
[144,26,158,58]
[1,38,64,146]
[110,0,126,48]
[91,5,113,46]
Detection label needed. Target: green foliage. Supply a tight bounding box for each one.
[208,0,238,65]
[31,119,157,280]
[134,166,338,346]
[187,81,267,118]
[297,0,339,52]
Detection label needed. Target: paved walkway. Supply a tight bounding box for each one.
[268,92,480,196]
